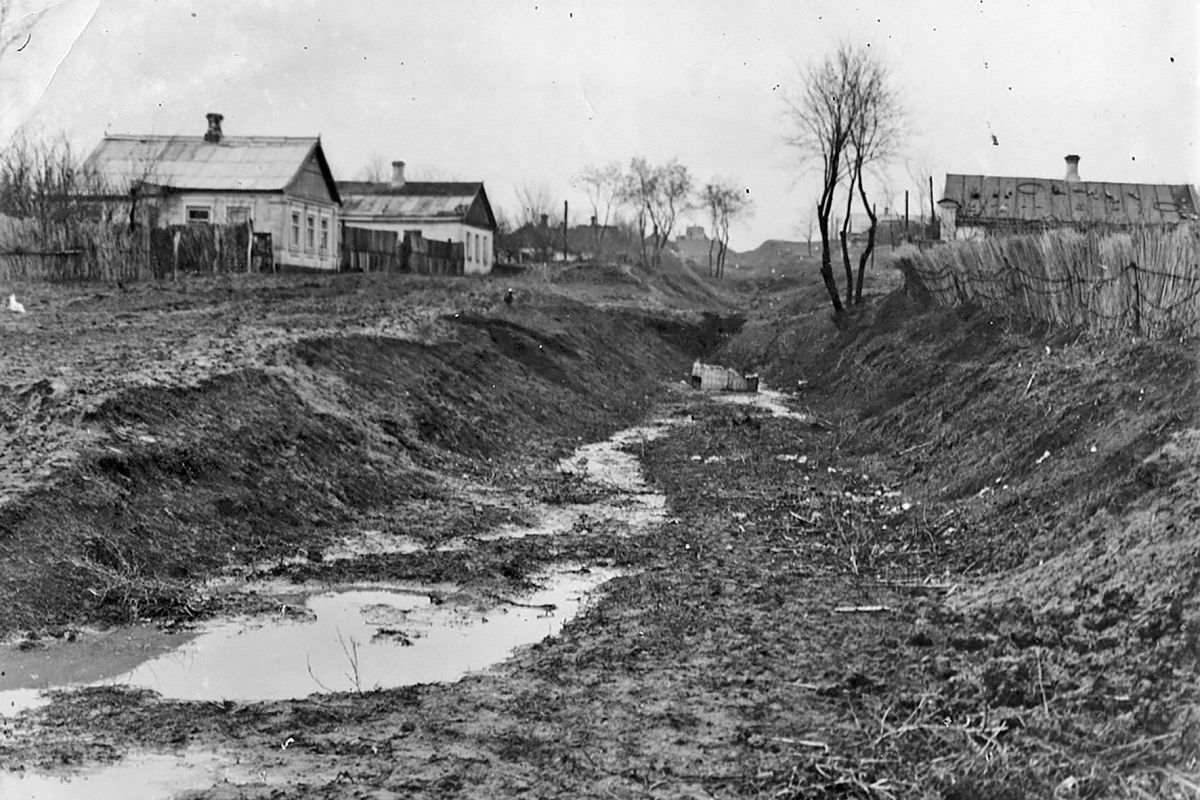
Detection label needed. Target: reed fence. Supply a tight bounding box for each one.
[896,224,1200,338]
[0,218,259,282]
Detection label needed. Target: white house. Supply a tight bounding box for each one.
[83,113,342,270]
[338,162,498,275]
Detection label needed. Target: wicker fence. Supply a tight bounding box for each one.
[0,219,259,282]
[896,224,1200,338]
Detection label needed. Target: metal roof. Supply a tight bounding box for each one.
[84,135,322,193]
[942,174,1200,226]
[338,181,484,220]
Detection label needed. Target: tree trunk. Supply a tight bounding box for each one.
[817,205,844,313]
[707,237,715,277]
[840,170,856,307]
[855,171,877,305]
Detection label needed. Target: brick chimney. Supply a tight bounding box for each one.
[391,161,406,188]
[204,112,224,143]
[1064,154,1081,183]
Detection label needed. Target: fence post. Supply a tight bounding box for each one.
[172,228,180,282]
[1128,260,1141,335]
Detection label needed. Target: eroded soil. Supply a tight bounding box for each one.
[0,262,1196,799]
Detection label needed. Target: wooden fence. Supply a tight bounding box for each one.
[896,224,1200,338]
[340,226,464,275]
[404,233,464,276]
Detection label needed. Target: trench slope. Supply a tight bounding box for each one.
[0,303,736,636]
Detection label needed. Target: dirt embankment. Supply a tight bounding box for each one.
[708,276,1200,796]
[0,291,737,636]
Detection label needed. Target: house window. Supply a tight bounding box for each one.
[475,233,482,264]
[306,214,315,252]
[319,216,329,254]
[227,206,250,225]
[465,232,472,262]
[186,206,211,224]
[290,211,301,250]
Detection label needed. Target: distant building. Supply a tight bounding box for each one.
[83,113,342,271]
[937,154,1200,241]
[338,162,498,275]
[503,215,630,264]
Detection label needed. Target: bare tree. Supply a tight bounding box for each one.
[785,44,902,310]
[620,161,651,266]
[515,181,554,226]
[571,161,622,254]
[514,182,557,261]
[844,50,903,304]
[783,45,861,312]
[0,132,107,239]
[702,179,753,279]
[905,152,936,224]
[796,206,817,256]
[624,157,692,268]
[356,153,389,182]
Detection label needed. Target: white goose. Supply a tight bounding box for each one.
[7,294,25,314]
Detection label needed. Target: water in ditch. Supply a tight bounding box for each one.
[0,390,801,797]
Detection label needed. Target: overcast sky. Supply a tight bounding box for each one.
[2,0,1197,250]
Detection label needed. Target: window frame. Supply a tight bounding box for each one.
[186,205,212,224]
[226,206,250,225]
[319,215,329,255]
[305,213,316,253]
[290,211,301,251]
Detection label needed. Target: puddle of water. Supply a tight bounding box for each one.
[0,568,617,710]
[0,418,669,716]
[0,626,201,718]
[442,421,675,549]
[0,749,276,800]
[711,387,808,420]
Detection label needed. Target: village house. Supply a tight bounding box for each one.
[83,113,342,270]
[937,154,1200,241]
[337,162,497,275]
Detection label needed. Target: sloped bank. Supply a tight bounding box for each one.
[0,301,739,637]
[709,280,1199,796]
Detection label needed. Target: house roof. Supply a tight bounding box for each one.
[84,135,338,200]
[941,174,1200,226]
[338,181,485,219]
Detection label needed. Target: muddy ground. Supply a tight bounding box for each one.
[0,258,1196,799]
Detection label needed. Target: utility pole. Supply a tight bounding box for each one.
[563,200,569,262]
[928,176,936,226]
[904,190,909,244]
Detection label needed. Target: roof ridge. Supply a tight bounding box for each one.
[102,134,319,143]
[945,172,1193,188]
